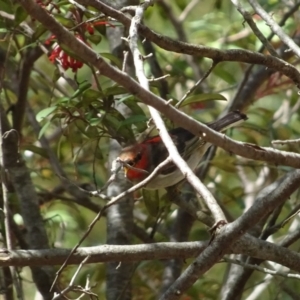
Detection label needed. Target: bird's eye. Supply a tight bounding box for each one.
[126,160,134,166]
[135,152,142,162]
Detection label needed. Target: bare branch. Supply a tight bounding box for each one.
[1,236,300,274]
[223,257,300,280]
[128,2,226,222]
[76,0,300,85]
[16,0,300,170]
[248,0,300,58]
[231,0,278,57]
[272,138,300,145]
[160,170,300,299]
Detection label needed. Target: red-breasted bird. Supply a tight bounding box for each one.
[118,111,247,189]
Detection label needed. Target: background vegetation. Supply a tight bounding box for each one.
[1,0,300,299]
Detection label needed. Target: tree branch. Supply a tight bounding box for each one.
[77,0,300,86]
[16,0,300,171]
[127,2,226,222]
[160,170,300,299]
[249,0,300,58]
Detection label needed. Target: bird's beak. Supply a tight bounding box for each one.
[123,166,128,177]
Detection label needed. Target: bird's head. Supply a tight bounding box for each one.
[118,143,149,182]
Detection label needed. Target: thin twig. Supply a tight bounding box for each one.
[128,1,226,223]
[104,157,172,207]
[50,156,172,290]
[280,209,300,228]
[148,74,170,82]
[157,0,205,81]
[231,0,278,57]
[272,138,300,145]
[257,1,300,54]
[178,0,199,22]
[122,50,129,72]
[176,61,218,108]
[248,0,300,58]
[52,255,91,299]
[223,257,300,280]
[18,0,300,170]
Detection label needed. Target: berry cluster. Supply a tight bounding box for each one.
[46,35,84,72]
[37,0,114,72]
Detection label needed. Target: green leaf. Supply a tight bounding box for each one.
[144,215,157,230]
[104,86,127,96]
[54,15,75,28]
[56,97,71,103]
[87,34,102,45]
[33,24,47,41]
[1,1,13,14]
[94,145,104,160]
[101,53,122,69]
[36,106,57,122]
[118,96,148,132]
[142,189,160,217]
[213,66,237,84]
[103,111,134,141]
[75,120,99,138]
[118,115,148,131]
[71,82,92,99]
[82,88,103,100]
[14,6,27,26]
[118,94,135,103]
[210,158,236,173]
[121,96,145,116]
[178,93,227,108]
[89,117,101,126]
[38,120,51,139]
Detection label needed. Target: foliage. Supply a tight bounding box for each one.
[1,0,300,299]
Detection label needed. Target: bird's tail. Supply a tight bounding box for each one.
[207,110,247,132]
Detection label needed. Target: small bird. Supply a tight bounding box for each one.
[118,111,247,189]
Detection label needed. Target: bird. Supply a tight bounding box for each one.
[118,110,247,189]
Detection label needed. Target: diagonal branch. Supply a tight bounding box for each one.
[160,170,300,299]
[17,0,300,171]
[248,0,300,58]
[231,0,278,57]
[76,0,300,86]
[128,2,225,222]
[1,233,300,273]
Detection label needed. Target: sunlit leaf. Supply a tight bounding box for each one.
[213,66,237,84]
[178,93,227,108]
[56,97,71,103]
[104,86,128,96]
[101,52,122,69]
[36,106,57,122]
[54,15,75,28]
[87,34,102,45]
[71,82,92,99]
[118,115,148,131]
[38,120,51,139]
